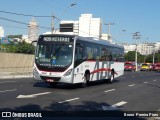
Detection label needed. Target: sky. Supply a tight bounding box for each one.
[0,0,160,44]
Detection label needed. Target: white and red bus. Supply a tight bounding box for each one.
[33,34,124,87]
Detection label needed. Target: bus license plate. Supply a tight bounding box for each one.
[46,79,54,82]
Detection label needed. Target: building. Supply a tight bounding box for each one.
[44,14,103,39]
[124,42,158,55]
[155,42,160,52]
[0,26,4,37]
[28,17,38,43]
[137,43,154,55]
[59,20,79,35]
[123,44,136,53]
[78,14,102,38]
[101,33,110,41]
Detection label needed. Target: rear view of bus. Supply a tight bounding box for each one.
[33,34,75,86]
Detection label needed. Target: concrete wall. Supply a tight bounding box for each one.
[0,53,34,73]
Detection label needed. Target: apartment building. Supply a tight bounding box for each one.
[124,42,160,55]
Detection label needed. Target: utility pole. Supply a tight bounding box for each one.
[153,48,155,64]
[104,22,114,42]
[133,32,141,71]
[51,15,54,34]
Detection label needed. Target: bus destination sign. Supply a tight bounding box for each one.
[43,37,71,42]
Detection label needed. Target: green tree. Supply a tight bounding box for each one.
[7,34,22,39]
[16,41,35,54]
[124,51,136,61]
[124,51,144,63]
[0,41,35,54]
[143,53,160,63]
[145,54,153,63]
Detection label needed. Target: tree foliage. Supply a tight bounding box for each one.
[7,34,22,39]
[145,53,160,63]
[125,51,160,63]
[0,41,35,54]
[124,51,144,63]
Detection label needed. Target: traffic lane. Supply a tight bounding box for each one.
[0,80,124,110]
[0,73,135,105]
[0,71,158,94]
[0,71,159,111]
[57,75,160,111]
[0,78,83,110]
[0,77,34,91]
[123,71,160,80]
[0,78,69,104]
[37,78,160,111]
[52,71,160,111]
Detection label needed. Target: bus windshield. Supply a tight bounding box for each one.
[35,36,74,70]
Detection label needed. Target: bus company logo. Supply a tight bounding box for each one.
[2,112,11,117]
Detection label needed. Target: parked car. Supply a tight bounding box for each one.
[124,62,136,71]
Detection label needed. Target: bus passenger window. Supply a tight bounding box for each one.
[75,47,84,60]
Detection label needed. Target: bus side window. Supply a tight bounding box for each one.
[75,42,85,68]
[75,43,84,60]
[101,46,107,60]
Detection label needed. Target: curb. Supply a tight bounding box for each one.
[0,75,33,79]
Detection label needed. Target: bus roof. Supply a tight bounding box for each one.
[77,36,124,49]
[39,34,124,49]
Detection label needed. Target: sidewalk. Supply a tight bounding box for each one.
[0,72,33,79]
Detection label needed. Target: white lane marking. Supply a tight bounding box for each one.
[153,79,157,82]
[128,84,135,87]
[17,92,51,98]
[58,98,79,104]
[0,81,17,84]
[102,101,127,110]
[143,82,148,84]
[112,101,127,108]
[0,89,17,93]
[104,89,116,93]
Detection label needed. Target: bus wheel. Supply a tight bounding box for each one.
[49,82,58,87]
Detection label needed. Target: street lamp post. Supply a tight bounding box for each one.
[51,3,76,34]
[133,32,141,71]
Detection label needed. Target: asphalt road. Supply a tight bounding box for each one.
[0,71,160,119]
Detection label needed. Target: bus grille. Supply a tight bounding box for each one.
[40,76,61,81]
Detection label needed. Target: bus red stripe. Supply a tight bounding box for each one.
[90,68,118,75]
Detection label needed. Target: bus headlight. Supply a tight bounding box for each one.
[64,69,72,76]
